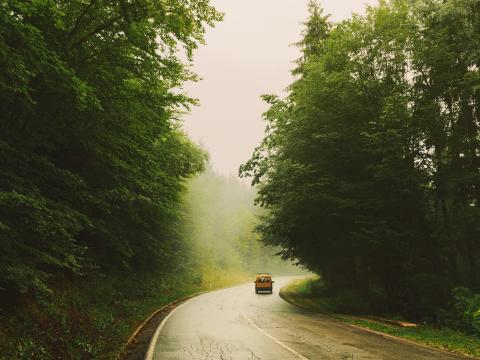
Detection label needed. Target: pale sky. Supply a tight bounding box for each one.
[183,0,378,175]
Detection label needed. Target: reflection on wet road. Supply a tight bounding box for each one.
[150,277,465,359]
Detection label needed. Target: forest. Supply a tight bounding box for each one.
[0,1,296,358]
[241,0,480,335]
[0,0,219,298]
[2,0,480,357]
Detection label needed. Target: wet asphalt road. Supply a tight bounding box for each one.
[151,277,466,360]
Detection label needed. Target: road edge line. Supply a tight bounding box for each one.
[124,292,205,350]
[144,299,192,360]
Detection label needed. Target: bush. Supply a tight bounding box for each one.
[442,287,480,337]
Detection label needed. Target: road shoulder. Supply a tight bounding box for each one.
[279,278,479,359]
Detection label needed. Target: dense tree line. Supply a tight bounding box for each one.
[0,0,222,297]
[241,0,480,321]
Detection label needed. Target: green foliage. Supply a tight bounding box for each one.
[0,0,222,295]
[343,317,480,358]
[0,271,231,359]
[442,287,480,337]
[242,0,480,326]
[282,277,369,315]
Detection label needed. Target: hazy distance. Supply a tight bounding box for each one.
[183,0,378,176]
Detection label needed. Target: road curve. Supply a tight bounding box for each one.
[149,277,466,360]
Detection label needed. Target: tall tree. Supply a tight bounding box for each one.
[293,0,330,75]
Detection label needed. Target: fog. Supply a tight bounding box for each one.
[183,0,378,175]
[182,167,306,283]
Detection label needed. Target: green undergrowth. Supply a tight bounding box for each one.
[342,317,480,358]
[280,277,480,358]
[0,270,249,360]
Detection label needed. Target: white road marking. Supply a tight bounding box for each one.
[144,300,190,360]
[241,312,310,360]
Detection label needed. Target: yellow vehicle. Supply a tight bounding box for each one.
[254,273,274,294]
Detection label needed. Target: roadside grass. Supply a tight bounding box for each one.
[0,269,250,360]
[280,277,480,359]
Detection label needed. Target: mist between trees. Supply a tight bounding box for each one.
[183,166,303,284]
[241,0,480,335]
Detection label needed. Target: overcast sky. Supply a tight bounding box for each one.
[182,0,378,175]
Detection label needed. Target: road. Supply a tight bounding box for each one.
[149,277,466,360]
